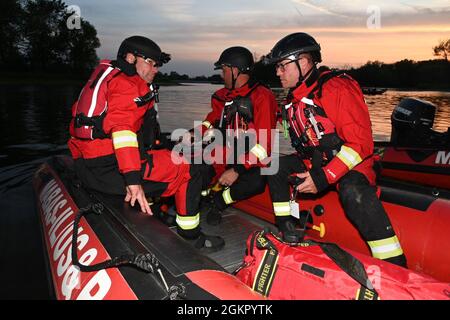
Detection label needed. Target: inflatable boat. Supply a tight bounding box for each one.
[32,98,449,300]
[33,156,265,300]
[374,98,449,190]
[33,155,450,300]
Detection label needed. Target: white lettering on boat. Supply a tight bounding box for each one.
[436,151,450,165]
[38,177,109,300]
[76,270,112,300]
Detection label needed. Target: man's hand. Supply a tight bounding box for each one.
[219,168,239,187]
[180,131,193,145]
[296,172,318,194]
[203,128,215,143]
[125,184,152,215]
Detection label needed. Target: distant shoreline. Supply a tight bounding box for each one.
[269,87,450,93]
[0,76,184,86]
[387,87,450,93]
[0,77,223,87]
[0,74,448,92]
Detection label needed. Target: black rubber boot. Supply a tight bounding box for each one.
[202,196,225,226]
[194,232,225,252]
[153,204,177,227]
[383,254,408,268]
[206,205,222,226]
[276,216,304,243]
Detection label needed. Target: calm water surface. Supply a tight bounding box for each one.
[0,83,448,155]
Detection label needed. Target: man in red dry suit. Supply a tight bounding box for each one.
[263,33,406,267]
[68,36,224,250]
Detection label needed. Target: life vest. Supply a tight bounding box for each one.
[284,71,350,168]
[213,82,261,132]
[71,60,160,144]
[71,60,122,140]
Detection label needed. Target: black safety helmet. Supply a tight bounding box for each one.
[214,46,254,73]
[263,32,321,65]
[117,36,171,67]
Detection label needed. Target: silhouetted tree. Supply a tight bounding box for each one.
[0,0,25,70]
[21,0,68,71]
[13,0,99,76]
[58,8,100,77]
[433,39,450,61]
[208,74,222,83]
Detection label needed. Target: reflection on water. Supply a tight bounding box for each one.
[365,90,450,141]
[0,83,448,153]
[0,84,81,148]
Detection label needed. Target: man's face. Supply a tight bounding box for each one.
[220,66,237,89]
[135,56,159,83]
[275,55,312,89]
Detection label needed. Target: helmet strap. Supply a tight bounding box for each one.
[114,57,137,76]
[294,60,315,88]
[231,68,242,90]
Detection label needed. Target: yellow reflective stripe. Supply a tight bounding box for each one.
[202,121,212,129]
[112,130,137,139]
[368,236,404,260]
[222,188,234,205]
[112,130,138,149]
[201,189,210,196]
[252,250,279,295]
[176,213,200,230]
[273,202,291,217]
[250,144,268,161]
[356,288,380,300]
[336,145,363,170]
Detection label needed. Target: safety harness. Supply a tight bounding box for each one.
[283,71,351,168]
[213,82,261,132]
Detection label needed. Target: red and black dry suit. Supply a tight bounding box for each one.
[197,81,278,210]
[68,59,204,239]
[268,69,406,266]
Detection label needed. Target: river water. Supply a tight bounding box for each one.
[0,83,449,159]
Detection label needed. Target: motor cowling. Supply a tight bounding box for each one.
[390,98,447,147]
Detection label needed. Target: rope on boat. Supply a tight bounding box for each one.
[71,203,186,300]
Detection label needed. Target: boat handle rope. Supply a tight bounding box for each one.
[71,203,187,300]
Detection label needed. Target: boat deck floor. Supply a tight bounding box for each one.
[168,206,277,272]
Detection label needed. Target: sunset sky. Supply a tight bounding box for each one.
[72,0,450,76]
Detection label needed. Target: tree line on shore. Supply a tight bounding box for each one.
[1,0,99,78]
[1,0,449,89]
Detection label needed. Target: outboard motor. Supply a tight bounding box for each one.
[391,98,449,148]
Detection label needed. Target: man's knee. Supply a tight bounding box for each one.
[253,175,267,195]
[238,168,267,195]
[338,171,370,206]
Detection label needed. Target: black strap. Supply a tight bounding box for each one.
[305,70,352,117]
[134,90,158,107]
[139,107,162,152]
[308,70,351,100]
[251,231,279,297]
[216,82,261,128]
[71,204,160,273]
[74,112,109,139]
[305,239,378,296]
